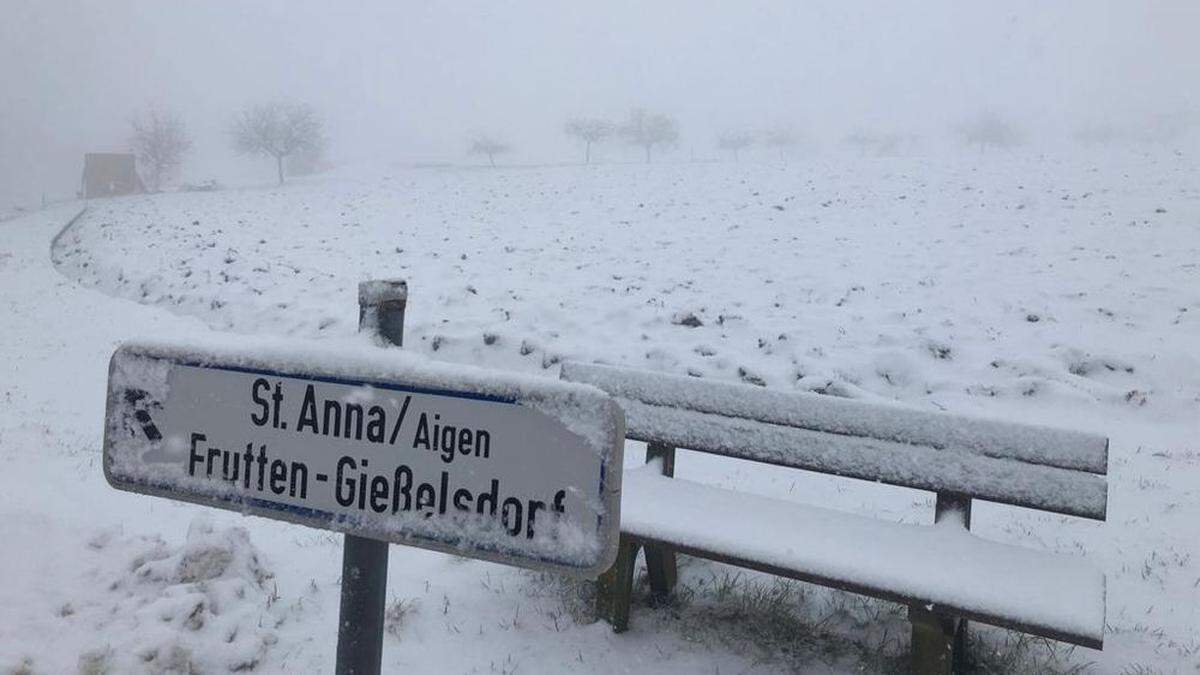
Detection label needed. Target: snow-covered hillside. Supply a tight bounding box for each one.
[54,155,1200,415]
[3,150,1198,673]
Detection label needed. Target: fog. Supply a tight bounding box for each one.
[2,0,1198,207]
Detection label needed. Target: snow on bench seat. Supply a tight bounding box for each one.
[620,464,1106,648]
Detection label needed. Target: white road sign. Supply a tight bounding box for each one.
[103,339,625,575]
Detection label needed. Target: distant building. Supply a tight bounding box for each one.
[80,153,145,199]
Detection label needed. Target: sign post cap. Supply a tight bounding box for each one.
[358,279,408,307]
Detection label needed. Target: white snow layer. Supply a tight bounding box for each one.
[561,360,1109,473]
[621,464,1105,646]
[5,150,1200,673]
[614,398,1107,519]
[73,519,285,674]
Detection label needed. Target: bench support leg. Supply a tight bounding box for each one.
[909,606,966,675]
[596,534,639,633]
[930,491,972,672]
[644,544,677,601]
[643,442,679,600]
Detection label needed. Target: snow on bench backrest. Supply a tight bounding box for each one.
[620,399,1106,519]
[561,362,1107,474]
[561,362,1109,520]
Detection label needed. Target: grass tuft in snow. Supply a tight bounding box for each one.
[964,629,1095,674]
[4,657,36,675]
[549,556,1101,674]
[521,571,598,627]
[659,565,908,673]
[76,647,114,675]
[384,597,419,638]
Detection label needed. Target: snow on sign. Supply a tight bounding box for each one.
[102,338,625,576]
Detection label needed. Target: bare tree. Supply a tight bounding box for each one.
[563,118,612,164]
[231,101,324,185]
[763,127,798,161]
[958,111,1020,152]
[129,107,191,192]
[469,135,510,167]
[620,108,679,163]
[717,130,754,162]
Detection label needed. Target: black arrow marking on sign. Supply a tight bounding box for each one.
[123,389,163,441]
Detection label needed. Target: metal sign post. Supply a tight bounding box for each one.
[336,279,407,675]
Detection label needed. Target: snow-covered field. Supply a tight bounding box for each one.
[3,150,1199,673]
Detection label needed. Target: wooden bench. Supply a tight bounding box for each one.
[560,361,1108,674]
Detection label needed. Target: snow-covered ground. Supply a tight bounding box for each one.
[4,149,1199,673]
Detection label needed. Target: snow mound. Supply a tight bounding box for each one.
[79,519,281,674]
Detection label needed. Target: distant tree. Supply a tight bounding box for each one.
[762,127,798,161]
[231,101,324,185]
[129,107,191,192]
[959,111,1020,152]
[469,135,510,167]
[620,108,679,163]
[563,118,613,164]
[843,130,905,157]
[717,130,754,162]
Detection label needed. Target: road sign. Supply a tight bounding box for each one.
[103,339,625,576]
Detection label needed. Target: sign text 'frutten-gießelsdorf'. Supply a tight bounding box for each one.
[103,340,624,575]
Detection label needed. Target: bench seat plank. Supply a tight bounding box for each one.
[621,465,1106,648]
[620,398,1108,520]
[562,362,1108,474]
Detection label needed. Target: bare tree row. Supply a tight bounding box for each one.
[127,102,1036,189]
[560,108,680,164]
[469,108,682,167]
[718,112,1023,162]
[128,101,326,191]
[716,128,799,162]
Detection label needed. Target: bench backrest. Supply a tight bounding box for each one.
[561,362,1109,521]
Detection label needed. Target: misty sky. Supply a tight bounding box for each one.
[3,0,1198,205]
